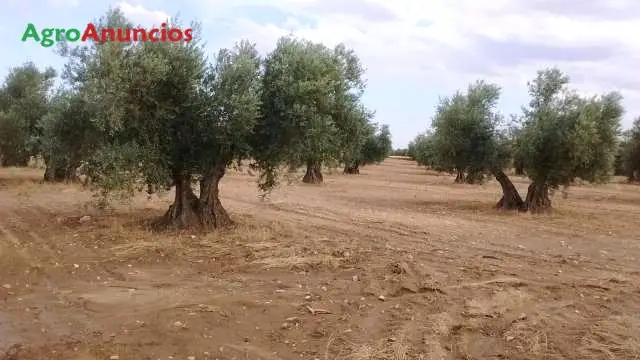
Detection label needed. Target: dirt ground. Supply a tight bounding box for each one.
[1,158,639,360]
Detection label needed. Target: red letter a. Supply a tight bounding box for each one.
[81,23,100,42]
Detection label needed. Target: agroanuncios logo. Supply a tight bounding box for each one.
[21,22,193,47]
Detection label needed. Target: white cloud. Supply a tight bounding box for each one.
[116,1,170,27]
[49,0,79,7]
[198,0,640,127]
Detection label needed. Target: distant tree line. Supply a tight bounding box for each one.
[390,148,411,157]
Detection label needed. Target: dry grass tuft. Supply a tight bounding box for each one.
[345,344,383,360]
[579,315,640,359]
[341,338,410,360]
[97,216,298,266]
[259,253,341,271]
[504,323,551,356]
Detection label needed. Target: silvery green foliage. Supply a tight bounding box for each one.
[59,9,263,204]
[518,68,623,189]
[428,80,507,181]
[254,36,373,187]
[0,62,56,166]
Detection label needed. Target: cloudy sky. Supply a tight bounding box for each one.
[2,0,638,147]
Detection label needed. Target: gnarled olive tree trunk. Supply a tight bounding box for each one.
[1,155,29,167]
[162,171,201,229]
[160,165,233,230]
[465,171,485,184]
[44,164,68,182]
[524,182,551,213]
[454,170,466,183]
[197,165,232,228]
[302,161,323,184]
[493,169,524,211]
[43,156,77,182]
[343,163,360,174]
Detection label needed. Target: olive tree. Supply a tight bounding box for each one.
[424,81,523,209]
[62,9,265,229]
[517,68,623,212]
[409,133,436,167]
[0,62,56,167]
[430,80,506,184]
[617,117,640,181]
[343,123,392,174]
[256,37,370,184]
[38,89,100,182]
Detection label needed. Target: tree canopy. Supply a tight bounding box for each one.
[71,10,267,228]
[0,62,56,167]
[616,117,640,181]
[0,9,390,230]
[343,123,392,174]
[255,37,377,184]
[38,89,100,181]
[517,68,623,212]
[413,81,523,209]
[429,80,507,184]
[408,133,435,167]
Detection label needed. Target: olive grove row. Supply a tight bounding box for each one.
[0,9,391,230]
[2,8,639,230]
[402,73,640,212]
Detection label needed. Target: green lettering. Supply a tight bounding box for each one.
[21,23,40,42]
[55,28,65,41]
[41,28,55,47]
[65,29,81,42]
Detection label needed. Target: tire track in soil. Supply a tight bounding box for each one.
[0,217,25,251]
[0,203,98,355]
[232,194,590,287]
[253,203,526,277]
[0,207,81,292]
[9,206,122,285]
[255,204,511,288]
[231,198,640,358]
[254,199,640,290]
[3,207,60,264]
[219,200,580,358]
[2,163,639,359]
[0,209,53,287]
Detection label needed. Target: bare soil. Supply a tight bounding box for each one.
[1,158,639,360]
